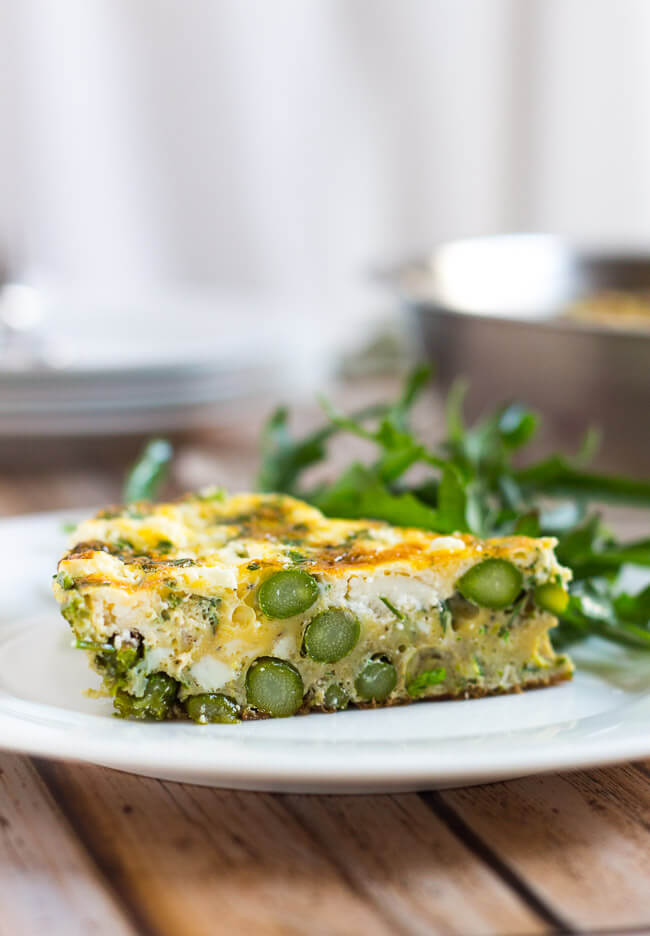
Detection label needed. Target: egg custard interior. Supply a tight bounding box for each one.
[53,491,573,722]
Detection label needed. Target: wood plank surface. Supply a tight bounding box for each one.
[0,754,137,936]
[285,792,547,935]
[440,762,650,932]
[34,759,556,936]
[36,761,395,936]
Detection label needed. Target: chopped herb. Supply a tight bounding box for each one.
[380,596,404,620]
[156,539,174,554]
[197,597,221,634]
[505,594,527,632]
[439,600,452,634]
[287,549,308,564]
[161,590,185,620]
[114,537,135,553]
[407,667,446,697]
[247,560,262,571]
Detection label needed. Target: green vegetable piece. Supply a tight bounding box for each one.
[246,657,304,717]
[113,672,177,720]
[355,657,397,702]
[380,596,404,620]
[88,638,141,683]
[439,601,453,633]
[112,646,140,675]
[457,559,523,610]
[185,693,240,724]
[76,639,113,652]
[258,570,319,619]
[60,590,88,627]
[56,570,75,590]
[534,582,569,615]
[323,683,349,711]
[407,667,446,698]
[303,608,360,663]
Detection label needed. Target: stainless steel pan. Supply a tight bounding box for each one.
[390,234,650,469]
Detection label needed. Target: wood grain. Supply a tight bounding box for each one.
[0,754,137,936]
[440,762,650,932]
[37,761,396,936]
[285,792,547,936]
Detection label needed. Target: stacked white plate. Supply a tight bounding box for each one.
[0,286,332,436]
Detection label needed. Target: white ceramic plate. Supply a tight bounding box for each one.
[0,288,333,436]
[0,511,648,793]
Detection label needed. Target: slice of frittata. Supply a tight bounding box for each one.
[53,491,573,722]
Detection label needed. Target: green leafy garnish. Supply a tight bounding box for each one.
[123,439,173,504]
[257,368,649,651]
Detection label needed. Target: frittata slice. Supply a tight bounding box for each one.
[53,491,573,721]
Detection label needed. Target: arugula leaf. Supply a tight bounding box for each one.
[515,457,650,504]
[257,402,389,493]
[257,407,330,493]
[513,511,541,537]
[497,403,539,449]
[435,465,471,533]
[123,439,173,504]
[555,580,650,650]
[614,586,650,625]
[311,464,442,530]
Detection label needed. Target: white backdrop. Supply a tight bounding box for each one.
[2,0,650,296]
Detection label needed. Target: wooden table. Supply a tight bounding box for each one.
[1,385,648,936]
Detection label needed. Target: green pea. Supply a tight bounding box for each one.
[113,672,178,720]
[258,570,319,619]
[323,683,349,711]
[355,657,397,702]
[303,608,360,663]
[534,582,569,615]
[246,657,304,717]
[457,559,523,610]
[185,693,241,724]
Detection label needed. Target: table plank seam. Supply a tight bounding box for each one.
[32,757,158,936]
[279,795,413,936]
[419,791,574,934]
[574,927,650,935]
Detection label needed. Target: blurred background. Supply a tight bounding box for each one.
[0,0,649,505]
